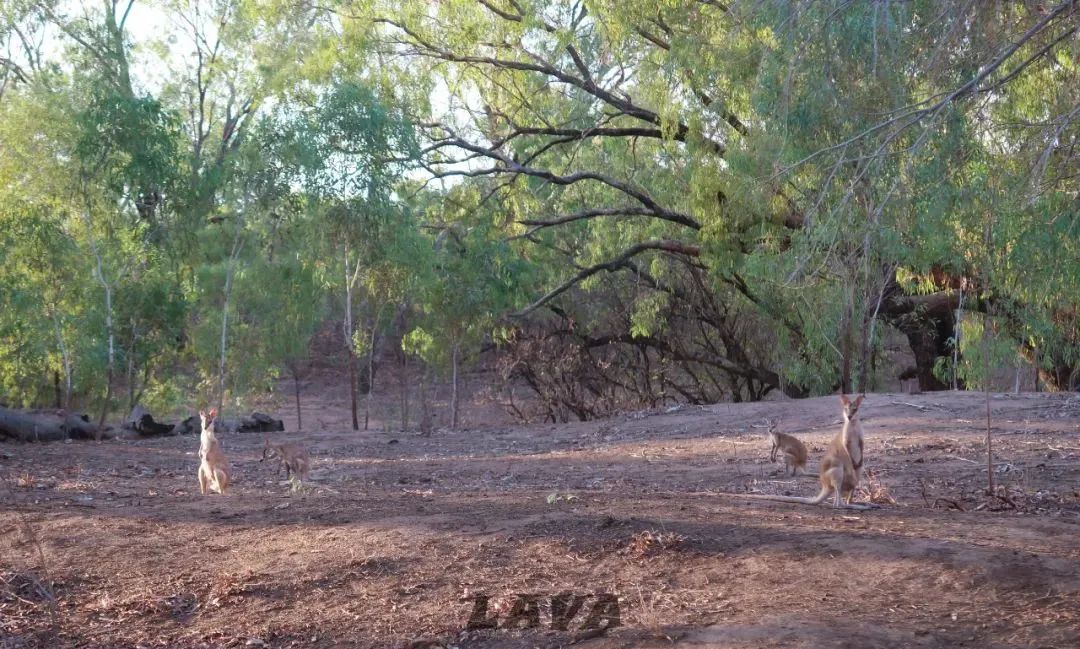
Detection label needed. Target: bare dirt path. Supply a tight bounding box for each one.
[3,391,1080,648]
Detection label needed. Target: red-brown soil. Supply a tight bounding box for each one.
[4,389,1080,648]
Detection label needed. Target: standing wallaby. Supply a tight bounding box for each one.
[198,408,230,495]
[717,395,875,510]
[839,393,866,496]
[767,419,808,476]
[261,438,311,483]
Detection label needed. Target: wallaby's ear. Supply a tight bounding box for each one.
[209,407,218,420]
[854,395,864,407]
[839,394,850,405]
[199,409,206,419]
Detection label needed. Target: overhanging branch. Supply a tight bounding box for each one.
[510,240,701,317]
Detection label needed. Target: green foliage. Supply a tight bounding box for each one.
[935,316,1023,392]
[2,0,1079,417]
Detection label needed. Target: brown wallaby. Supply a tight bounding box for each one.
[198,408,230,495]
[261,438,311,483]
[718,395,875,510]
[767,419,808,476]
[839,393,866,493]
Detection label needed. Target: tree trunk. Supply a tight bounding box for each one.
[418,366,432,436]
[840,287,853,394]
[400,345,409,432]
[1033,344,1040,392]
[219,236,243,413]
[82,193,114,439]
[293,370,303,431]
[365,328,376,431]
[348,348,359,430]
[857,268,891,394]
[450,342,460,430]
[51,311,72,409]
[125,331,137,412]
[952,283,965,390]
[895,316,951,392]
[344,244,359,431]
[95,278,114,439]
[984,207,995,494]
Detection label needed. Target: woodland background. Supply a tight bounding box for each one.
[1,0,1078,430]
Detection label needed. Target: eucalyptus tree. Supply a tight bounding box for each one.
[330,0,1080,402]
[273,80,417,429]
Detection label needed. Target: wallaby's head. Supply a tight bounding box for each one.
[840,394,864,421]
[261,438,277,461]
[765,418,779,440]
[199,407,219,435]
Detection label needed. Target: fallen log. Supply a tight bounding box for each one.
[0,406,71,442]
[171,411,285,435]
[174,415,201,436]
[243,412,284,433]
[63,413,103,440]
[134,413,175,437]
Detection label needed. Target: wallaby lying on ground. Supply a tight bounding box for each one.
[261,438,311,483]
[198,408,230,495]
[767,419,808,476]
[719,395,876,510]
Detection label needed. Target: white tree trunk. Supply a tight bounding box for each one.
[82,200,114,439]
[51,311,72,409]
[219,235,243,412]
[344,244,360,430]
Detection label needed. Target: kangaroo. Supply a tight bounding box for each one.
[197,408,230,495]
[261,438,311,483]
[767,419,808,476]
[718,395,876,510]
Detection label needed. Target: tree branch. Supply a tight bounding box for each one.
[511,240,701,317]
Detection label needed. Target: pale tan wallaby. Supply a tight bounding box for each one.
[717,395,876,510]
[261,438,310,483]
[198,408,230,495]
[767,419,808,476]
[838,393,866,492]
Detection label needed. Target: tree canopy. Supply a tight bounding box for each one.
[1,1,1077,422]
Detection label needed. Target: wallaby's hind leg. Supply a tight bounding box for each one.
[821,466,844,508]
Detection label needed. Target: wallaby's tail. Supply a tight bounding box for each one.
[715,489,880,510]
[716,487,831,505]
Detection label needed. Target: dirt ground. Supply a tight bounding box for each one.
[3,387,1080,649]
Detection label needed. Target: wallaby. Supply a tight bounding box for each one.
[767,419,808,476]
[197,408,230,495]
[718,395,876,510]
[261,438,311,483]
[839,393,866,492]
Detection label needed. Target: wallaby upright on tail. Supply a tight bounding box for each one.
[719,395,875,510]
[198,408,230,495]
[767,419,808,476]
[838,393,866,493]
[261,438,311,483]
